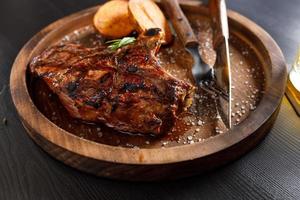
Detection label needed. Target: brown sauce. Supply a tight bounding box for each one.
[28,14,265,148]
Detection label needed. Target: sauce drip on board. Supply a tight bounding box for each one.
[28,15,265,148]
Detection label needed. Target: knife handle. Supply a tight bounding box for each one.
[162,0,199,47]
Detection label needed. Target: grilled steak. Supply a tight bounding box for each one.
[29,29,194,136]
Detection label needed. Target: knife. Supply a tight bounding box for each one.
[209,0,232,129]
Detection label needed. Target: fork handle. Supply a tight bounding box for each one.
[162,0,199,47]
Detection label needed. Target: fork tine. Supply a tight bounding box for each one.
[199,81,229,101]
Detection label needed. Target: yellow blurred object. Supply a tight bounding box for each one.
[93,0,135,38]
[286,46,300,116]
[128,0,172,44]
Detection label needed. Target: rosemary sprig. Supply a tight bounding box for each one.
[106,37,136,51]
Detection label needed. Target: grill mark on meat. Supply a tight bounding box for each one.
[99,73,111,84]
[144,28,161,36]
[121,82,145,92]
[29,32,194,136]
[66,81,78,98]
[85,100,100,109]
[111,96,119,113]
[126,65,138,73]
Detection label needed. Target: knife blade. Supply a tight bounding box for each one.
[209,0,232,128]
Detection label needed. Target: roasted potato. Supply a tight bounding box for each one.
[93,0,135,38]
[128,0,172,44]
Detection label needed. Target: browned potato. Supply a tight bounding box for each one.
[128,0,172,44]
[93,0,135,38]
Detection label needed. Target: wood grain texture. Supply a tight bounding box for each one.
[162,0,199,47]
[9,1,286,181]
[1,0,300,199]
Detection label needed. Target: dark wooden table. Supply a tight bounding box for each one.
[0,0,299,199]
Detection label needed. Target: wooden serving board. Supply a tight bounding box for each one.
[10,1,287,181]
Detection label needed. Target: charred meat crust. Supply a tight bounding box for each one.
[29,33,194,136]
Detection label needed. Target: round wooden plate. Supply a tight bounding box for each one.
[10,1,287,181]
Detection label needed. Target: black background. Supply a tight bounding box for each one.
[0,0,300,199]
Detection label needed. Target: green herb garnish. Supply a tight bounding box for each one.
[106,37,136,51]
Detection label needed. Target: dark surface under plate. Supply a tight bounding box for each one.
[0,0,300,199]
